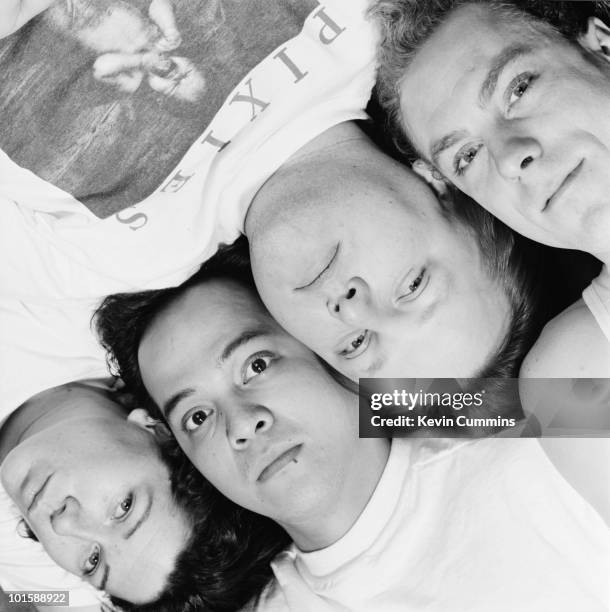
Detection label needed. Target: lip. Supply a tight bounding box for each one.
[26,473,52,514]
[257,445,303,483]
[543,160,584,212]
[395,267,429,304]
[336,329,371,359]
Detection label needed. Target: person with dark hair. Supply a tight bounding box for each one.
[244,121,542,382]
[0,2,377,596]
[0,379,289,611]
[95,251,608,612]
[371,0,610,377]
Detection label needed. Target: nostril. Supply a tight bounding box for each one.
[333,303,340,313]
[255,420,266,432]
[520,155,534,170]
[346,287,356,299]
[50,502,66,524]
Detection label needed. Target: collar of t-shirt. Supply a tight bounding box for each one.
[294,439,412,577]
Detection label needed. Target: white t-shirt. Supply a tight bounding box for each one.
[0,0,376,302]
[0,0,378,599]
[256,438,609,612]
[583,266,610,342]
[0,0,378,415]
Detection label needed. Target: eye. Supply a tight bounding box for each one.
[112,494,133,520]
[453,143,482,177]
[83,545,100,576]
[339,329,371,359]
[506,72,536,107]
[243,353,273,384]
[183,408,213,433]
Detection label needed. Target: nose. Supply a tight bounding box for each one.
[51,496,98,539]
[327,277,372,327]
[491,132,542,181]
[227,404,274,450]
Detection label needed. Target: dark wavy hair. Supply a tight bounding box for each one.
[94,237,254,420]
[370,0,610,157]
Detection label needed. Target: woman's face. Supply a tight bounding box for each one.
[249,157,511,381]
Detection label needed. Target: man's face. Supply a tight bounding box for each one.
[0,392,190,604]
[400,4,610,255]
[138,280,361,528]
[248,155,509,382]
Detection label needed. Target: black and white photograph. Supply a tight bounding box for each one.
[0,1,609,611]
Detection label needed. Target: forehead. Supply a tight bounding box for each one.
[139,280,273,376]
[400,4,545,153]
[153,279,267,338]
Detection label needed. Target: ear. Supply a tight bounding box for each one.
[578,17,610,61]
[411,159,449,197]
[127,408,173,441]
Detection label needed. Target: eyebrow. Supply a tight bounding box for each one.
[479,44,533,107]
[162,328,271,420]
[431,130,468,168]
[124,496,152,540]
[219,329,269,364]
[98,564,110,592]
[163,388,197,420]
[294,243,340,291]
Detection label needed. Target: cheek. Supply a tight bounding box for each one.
[459,283,509,346]
[259,289,326,344]
[282,307,335,357]
[251,259,297,316]
[37,533,77,573]
[181,441,213,476]
[187,442,239,492]
[330,361,358,383]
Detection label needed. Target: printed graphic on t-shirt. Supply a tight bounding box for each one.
[0,0,316,218]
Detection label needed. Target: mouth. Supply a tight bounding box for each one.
[395,267,428,304]
[257,445,303,483]
[26,474,52,514]
[337,329,371,359]
[543,160,584,212]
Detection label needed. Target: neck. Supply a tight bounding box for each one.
[281,437,391,552]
